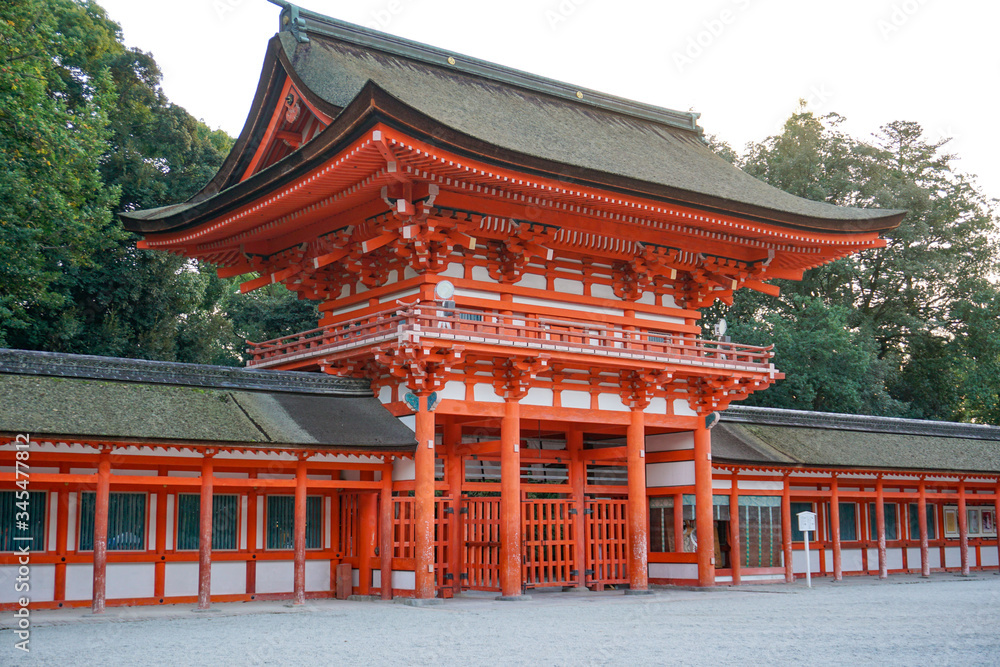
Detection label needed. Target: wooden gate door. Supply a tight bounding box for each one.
[585,499,629,588]
[522,499,576,588]
[461,497,501,591]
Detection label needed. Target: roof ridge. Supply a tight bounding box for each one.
[271,1,703,135]
[722,405,1000,441]
[0,349,371,397]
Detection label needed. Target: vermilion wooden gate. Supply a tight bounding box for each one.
[461,497,501,590]
[522,499,576,588]
[585,499,629,587]
[391,496,454,589]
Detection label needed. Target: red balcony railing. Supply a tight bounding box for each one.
[246,303,775,372]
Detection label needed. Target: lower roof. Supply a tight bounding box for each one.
[0,349,415,450]
[714,406,1000,475]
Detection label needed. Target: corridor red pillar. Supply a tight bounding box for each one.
[92,448,111,614]
[293,456,307,604]
[197,453,214,609]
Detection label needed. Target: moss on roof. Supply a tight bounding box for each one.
[0,374,414,448]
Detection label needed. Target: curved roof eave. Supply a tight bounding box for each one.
[122,78,904,237]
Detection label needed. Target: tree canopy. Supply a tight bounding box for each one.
[0,0,316,364]
[707,107,1000,423]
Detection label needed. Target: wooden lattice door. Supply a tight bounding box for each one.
[522,499,576,588]
[585,499,629,587]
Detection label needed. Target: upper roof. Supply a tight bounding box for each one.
[713,406,1000,475]
[0,349,415,450]
[121,3,904,235]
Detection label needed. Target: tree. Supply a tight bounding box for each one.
[711,106,1000,422]
[0,0,121,345]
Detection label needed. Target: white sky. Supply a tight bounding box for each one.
[97,0,1000,203]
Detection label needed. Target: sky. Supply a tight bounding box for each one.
[96,0,1000,203]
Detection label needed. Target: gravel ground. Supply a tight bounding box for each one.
[2,573,999,666]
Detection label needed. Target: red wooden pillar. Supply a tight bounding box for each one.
[876,475,887,579]
[154,484,167,600]
[830,475,842,581]
[782,473,793,584]
[92,448,111,614]
[693,425,714,587]
[293,456,308,604]
[379,463,393,600]
[499,397,523,598]
[54,470,69,603]
[567,429,587,589]
[445,422,464,593]
[246,477,258,597]
[729,471,741,586]
[994,480,1000,574]
[626,407,649,592]
[197,454,214,609]
[958,479,969,576]
[414,393,436,599]
[358,472,377,595]
[918,478,930,577]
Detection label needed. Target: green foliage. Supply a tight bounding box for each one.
[0,0,122,344]
[0,0,317,364]
[712,106,1000,423]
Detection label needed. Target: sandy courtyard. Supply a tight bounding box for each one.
[3,573,999,666]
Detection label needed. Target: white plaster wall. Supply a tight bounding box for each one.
[352,569,360,587]
[634,311,685,325]
[471,266,498,283]
[792,549,821,574]
[48,492,59,551]
[0,565,55,603]
[164,562,198,597]
[522,387,553,406]
[166,495,175,550]
[673,399,697,416]
[981,547,999,567]
[455,288,500,301]
[438,380,466,402]
[944,546,961,568]
[518,273,546,290]
[473,383,503,403]
[510,294,623,317]
[560,390,590,409]
[398,415,416,432]
[841,548,864,572]
[886,549,904,570]
[648,563,697,580]
[67,492,77,550]
[553,278,584,295]
[646,432,694,452]
[211,561,246,596]
[65,564,93,601]
[440,262,464,279]
[402,266,419,280]
[378,385,394,404]
[147,494,157,552]
[713,479,732,490]
[636,291,656,305]
[737,480,784,491]
[646,461,695,487]
[256,561,294,594]
[597,393,627,412]
[256,497,264,550]
[906,548,922,568]
[645,396,668,415]
[393,458,416,482]
[591,283,615,299]
[392,570,416,590]
[306,560,330,592]
[106,563,154,599]
[866,548,878,570]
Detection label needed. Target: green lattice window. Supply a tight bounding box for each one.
[266,496,322,550]
[176,494,239,550]
[79,493,146,551]
[0,491,46,552]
